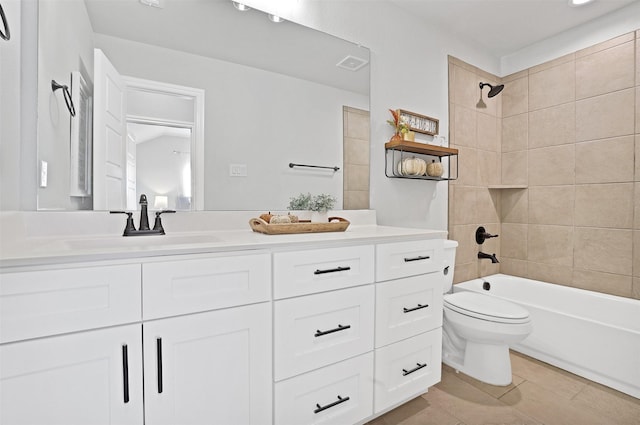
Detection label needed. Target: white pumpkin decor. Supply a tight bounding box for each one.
[426,159,444,177]
[397,156,427,176]
[270,215,292,224]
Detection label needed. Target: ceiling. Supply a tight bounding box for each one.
[389,0,640,58]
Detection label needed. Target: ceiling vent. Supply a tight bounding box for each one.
[336,55,369,72]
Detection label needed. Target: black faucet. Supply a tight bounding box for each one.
[110,194,176,236]
[478,252,499,263]
[476,226,499,244]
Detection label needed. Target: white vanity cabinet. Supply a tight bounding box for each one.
[373,239,444,413]
[0,252,272,425]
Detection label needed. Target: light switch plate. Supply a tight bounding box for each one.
[229,163,247,177]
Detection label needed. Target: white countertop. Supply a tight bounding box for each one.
[0,211,447,268]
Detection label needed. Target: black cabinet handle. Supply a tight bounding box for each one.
[314,266,351,275]
[404,255,430,262]
[314,395,350,414]
[402,362,427,376]
[122,344,130,404]
[0,3,9,41]
[156,338,163,394]
[403,303,429,313]
[315,324,351,337]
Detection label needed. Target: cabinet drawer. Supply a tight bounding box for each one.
[274,285,374,381]
[376,239,444,282]
[374,329,442,413]
[273,245,374,299]
[375,274,443,348]
[274,352,374,425]
[142,253,270,319]
[0,264,141,343]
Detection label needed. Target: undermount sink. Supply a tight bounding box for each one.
[63,234,219,250]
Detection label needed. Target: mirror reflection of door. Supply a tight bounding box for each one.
[126,123,192,211]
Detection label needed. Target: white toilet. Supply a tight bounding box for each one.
[441,240,532,385]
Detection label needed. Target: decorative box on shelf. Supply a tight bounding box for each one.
[384,140,458,181]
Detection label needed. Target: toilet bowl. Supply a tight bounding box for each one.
[441,240,532,385]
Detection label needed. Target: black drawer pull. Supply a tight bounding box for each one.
[402,362,427,376]
[315,324,351,337]
[122,344,130,404]
[404,255,430,262]
[314,395,350,414]
[403,303,429,313]
[156,338,163,394]
[314,266,351,275]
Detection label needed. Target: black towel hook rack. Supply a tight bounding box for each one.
[289,163,340,172]
[51,80,76,117]
[0,3,10,41]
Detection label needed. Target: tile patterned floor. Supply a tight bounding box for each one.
[369,351,640,425]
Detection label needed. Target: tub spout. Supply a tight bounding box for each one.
[478,251,499,263]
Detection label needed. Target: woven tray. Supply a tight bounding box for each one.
[249,217,350,235]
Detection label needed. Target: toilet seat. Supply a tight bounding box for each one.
[444,292,530,324]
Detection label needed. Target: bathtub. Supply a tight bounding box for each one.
[454,273,640,399]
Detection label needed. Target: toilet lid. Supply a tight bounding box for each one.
[444,292,530,324]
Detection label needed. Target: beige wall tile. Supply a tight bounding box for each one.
[529,61,575,111]
[453,262,478,284]
[635,231,640,277]
[343,190,368,210]
[501,188,528,223]
[456,146,478,186]
[450,224,479,265]
[452,64,478,110]
[574,227,633,275]
[528,145,575,186]
[576,41,635,99]
[576,88,635,142]
[528,103,575,149]
[502,76,528,117]
[480,258,501,277]
[574,183,634,228]
[575,32,635,58]
[575,136,634,184]
[502,113,528,152]
[501,223,528,260]
[451,185,477,225]
[636,136,640,182]
[528,224,574,266]
[477,150,500,186]
[502,150,528,185]
[503,69,528,83]
[477,112,499,152]
[527,262,574,287]
[636,87,640,133]
[635,183,640,229]
[500,257,528,277]
[529,52,575,74]
[573,269,632,297]
[453,105,477,147]
[476,188,500,224]
[634,278,640,300]
[637,39,640,85]
[345,164,369,191]
[344,137,370,166]
[343,107,370,139]
[529,185,575,226]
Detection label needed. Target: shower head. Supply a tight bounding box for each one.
[479,82,504,98]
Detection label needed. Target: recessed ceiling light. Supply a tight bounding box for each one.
[568,0,595,7]
[232,1,250,12]
[336,55,369,72]
[268,14,285,23]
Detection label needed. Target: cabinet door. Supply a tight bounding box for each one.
[0,325,143,425]
[143,303,272,425]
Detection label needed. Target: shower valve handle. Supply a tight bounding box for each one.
[476,226,499,244]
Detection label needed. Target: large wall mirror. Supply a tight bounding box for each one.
[37,0,370,211]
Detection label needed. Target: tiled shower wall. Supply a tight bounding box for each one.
[447,56,502,283]
[343,106,370,210]
[448,31,640,300]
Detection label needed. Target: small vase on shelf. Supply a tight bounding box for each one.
[390,133,402,143]
[402,131,415,142]
[311,210,329,223]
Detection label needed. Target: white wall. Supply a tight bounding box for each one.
[501,1,640,75]
[94,34,368,211]
[36,0,94,210]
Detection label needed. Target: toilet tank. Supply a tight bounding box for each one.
[443,240,458,293]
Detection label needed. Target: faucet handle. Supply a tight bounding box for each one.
[152,210,176,234]
[110,211,137,236]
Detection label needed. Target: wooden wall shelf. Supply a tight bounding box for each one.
[384,141,458,181]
